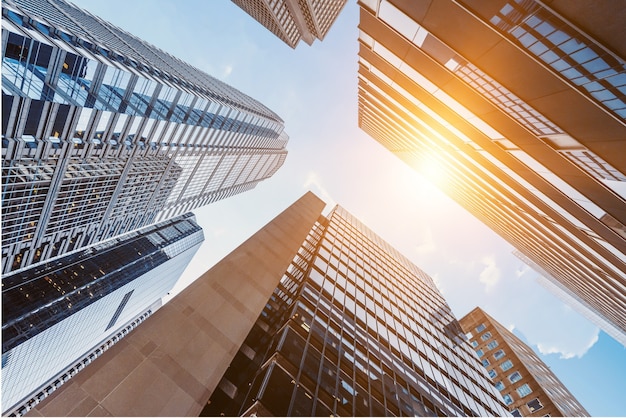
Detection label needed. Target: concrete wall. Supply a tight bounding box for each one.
[28,191,325,416]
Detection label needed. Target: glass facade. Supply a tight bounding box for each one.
[1,213,204,415]
[357,0,626,344]
[204,206,509,416]
[231,0,348,48]
[2,0,288,274]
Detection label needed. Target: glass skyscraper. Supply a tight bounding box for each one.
[357,0,626,344]
[204,204,509,416]
[2,0,288,275]
[2,213,204,416]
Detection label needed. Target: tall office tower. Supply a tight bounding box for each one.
[1,213,204,416]
[357,0,626,343]
[204,205,509,417]
[231,0,347,48]
[1,0,288,275]
[459,307,589,417]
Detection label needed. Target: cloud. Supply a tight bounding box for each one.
[535,329,599,359]
[303,171,336,209]
[479,255,501,292]
[515,263,531,278]
[222,64,233,78]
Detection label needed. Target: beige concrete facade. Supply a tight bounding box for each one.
[27,191,325,417]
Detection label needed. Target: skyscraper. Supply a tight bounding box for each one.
[357,0,626,342]
[204,203,509,416]
[2,0,288,275]
[459,307,589,417]
[25,192,509,416]
[231,0,347,48]
[2,213,204,416]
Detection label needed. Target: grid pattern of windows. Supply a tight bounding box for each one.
[489,0,626,119]
[205,206,509,417]
[2,0,289,273]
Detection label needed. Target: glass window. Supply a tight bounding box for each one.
[481,332,492,341]
[500,360,513,371]
[509,371,522,383]
[471,340,478,347]
[476,349,484,357]
[517,383,532,397]
[511,408,522,417]
[488,369,497,379]
[493,349,505,360]
[482,359,490,367]
[502,394,513,405]
[495,381,505,391]
[527,398,543,412]
[476,323,486,332]
[487,340,499,350]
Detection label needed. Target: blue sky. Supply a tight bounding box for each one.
[70,0,626,415]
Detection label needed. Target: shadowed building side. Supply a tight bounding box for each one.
[26,191,325,417]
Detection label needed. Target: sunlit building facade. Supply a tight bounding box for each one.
[460,307,589,417]
[357,0,626,343]
[1,0,288,275]
[231,0,347,48]
[1,213,204,415]
[204,205,509,417]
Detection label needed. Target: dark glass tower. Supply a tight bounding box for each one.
[204,205,509,416]
[1,213,204,415]
[2,0,288,274]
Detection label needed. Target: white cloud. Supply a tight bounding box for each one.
[536,329,599,359]
[222,64,233,78]
[515,263,531,278]
[303,171,336,210]
[479,255,501,292]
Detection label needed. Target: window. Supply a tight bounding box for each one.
[527,398,544,412]
[511,408,522,417]
[488,369,497,379]
[482,359,490,367]
[476,323,486,332]
[495,381,505,391]
[500,360,513,371]
[509,371,522,383]
[487,340,499,350]
[471,340,479,347]
[481,332,492,341]
[476,349,484,357]
[502,394,513,405]
[493,349,505,360]
[517,383,532,397]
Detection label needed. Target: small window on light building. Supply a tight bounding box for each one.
[509,371,522,383]
[481,332,492,341]
[517,383,532,397]
[502,394,513,405]
[487,340,499,350]
[500,360,513,371]
[493,349,506,360]
[476,323,486,332]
